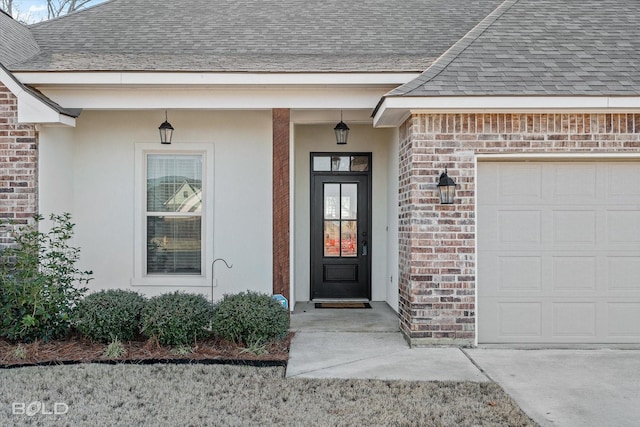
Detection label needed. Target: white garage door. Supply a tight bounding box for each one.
[478,161,640,344]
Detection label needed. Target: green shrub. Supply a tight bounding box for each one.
[141,292,213,346]
[0,213,92,342]
[74,289,146,343]
[211,291,289,346]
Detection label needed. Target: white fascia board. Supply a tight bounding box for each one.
[373,96,640,127]
[38,86,390,110]
[0,67,75,126]
[14,72,419,86]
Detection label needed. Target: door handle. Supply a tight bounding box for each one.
[362,240,368,256]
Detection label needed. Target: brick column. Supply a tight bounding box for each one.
[272,109,290,301]
[0,82,38,249]
[398,116,475,346]
[398,112,640,347]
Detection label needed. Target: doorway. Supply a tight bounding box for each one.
[310,153,372,300]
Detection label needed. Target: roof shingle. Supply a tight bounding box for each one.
[0,10,40,67]
[393,0,640,96]
[9,0,502,72]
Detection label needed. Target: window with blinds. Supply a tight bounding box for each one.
[145,154,203,275]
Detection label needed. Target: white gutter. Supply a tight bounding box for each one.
[13,72,420,86]
[374,96,640,127]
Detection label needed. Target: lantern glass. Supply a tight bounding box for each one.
[334,121,349,145]
[159,120,174,144]
[438,184,455,204]
[437,170,456,204]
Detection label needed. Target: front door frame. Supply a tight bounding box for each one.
[309,152,372,300]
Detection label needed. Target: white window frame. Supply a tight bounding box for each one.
[133,143,214,287]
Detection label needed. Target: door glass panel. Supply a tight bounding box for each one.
[324,183,358,257]
[313,156,331,171]
[341,221,358,257]
[324,221,340,257]
[341,183,357,219]
[350,156,369,171]
[324,184,339,219]
[331,156,350,171]
[312,154,370,173]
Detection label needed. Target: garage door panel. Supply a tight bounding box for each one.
[607,210,640,246]
[552,256,597,291]
[607,163,640,203]
[552,164,598,202]
[498,210,541,246]
[498,164,543,203]
[499,256,542,291]
[552,302,597,338]
[479,164,544,204]
[498,302,542,338]
[480,253,545,295]
[479,161,640,344]
[478,300,543,341]
[607,257,640,290]
[552,210,597,245]
[608,303,640,337]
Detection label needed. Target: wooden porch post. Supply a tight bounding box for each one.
[272,109,290,302]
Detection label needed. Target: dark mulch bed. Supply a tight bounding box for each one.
[0,332,293,369]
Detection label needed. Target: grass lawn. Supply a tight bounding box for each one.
[0,364,536,426]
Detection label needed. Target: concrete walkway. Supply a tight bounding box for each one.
[286,302,488,382]
[286,302,640,427]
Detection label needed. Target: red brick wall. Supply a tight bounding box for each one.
[0,82,38,248]
[399,112,640,346]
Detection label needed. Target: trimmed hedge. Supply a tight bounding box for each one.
[74,289,146,343]
[211,291,289,346]
[141,292,213,346]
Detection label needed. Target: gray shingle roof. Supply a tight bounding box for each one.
[0,10,40,67]
[6,0,640,98]
[392,0,640,96]
[6,0,502,72]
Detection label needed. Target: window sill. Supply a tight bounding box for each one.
[130,276,210,288]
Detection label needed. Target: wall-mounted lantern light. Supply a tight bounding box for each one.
[334,111,349,145]
[437,168,456,204]
[159,110,174,144]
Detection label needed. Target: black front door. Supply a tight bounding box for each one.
[310,153,371,300]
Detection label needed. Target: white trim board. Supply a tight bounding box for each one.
[14,72,419,86]
[476,153,640,162]
[35,86,392,111]
[0,66,76,126]
[374,96,640,127]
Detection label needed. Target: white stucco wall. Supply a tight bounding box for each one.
[39,126,75,216]
[39,110,273,299]
[293,123,396,303]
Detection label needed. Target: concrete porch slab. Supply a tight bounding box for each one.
[290,301,400,333]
